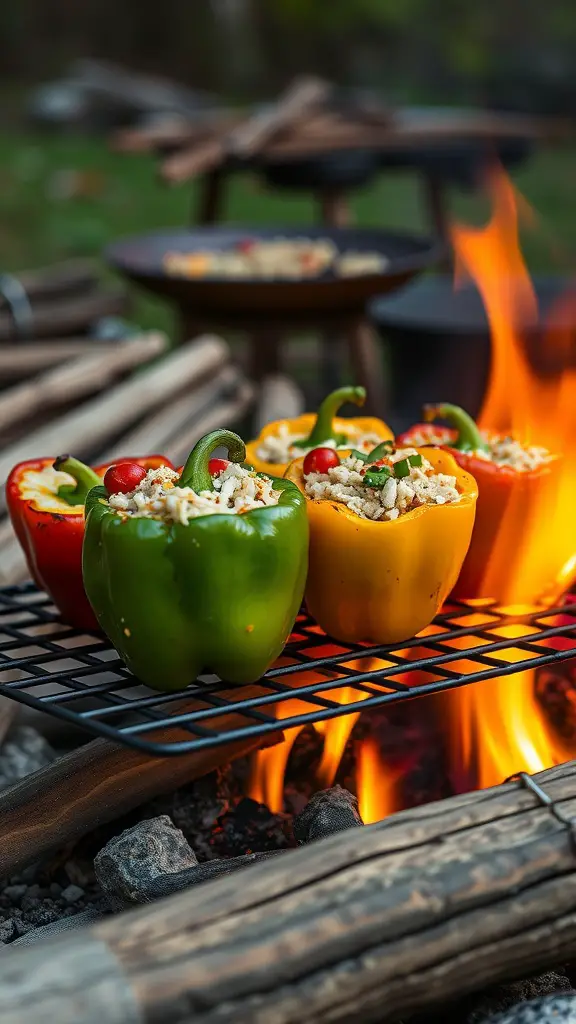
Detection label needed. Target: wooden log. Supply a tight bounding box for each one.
[160,137,227,186]
[0,340,150,381]
[101,366,252,460]
[0,335,228,505]
[0,696,18,746]
[0,519,28,586]
[0,686,281,879]
[0,334,165,434]
[0,286,129,342]
[5,762,576,1022]
[253,374,305,433]
[226,75,330,157]
[0,259,98,303]
[162,379,254,466]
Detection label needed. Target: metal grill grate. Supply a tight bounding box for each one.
[0,582,575,757]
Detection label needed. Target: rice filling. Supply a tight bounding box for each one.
[108,464,281,524]
[406,428,551,472]
[256,423,387,465]
[304,449,461,521]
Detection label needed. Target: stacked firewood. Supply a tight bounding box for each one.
[0,259,132,343]
[110,75,568,188]
[0,320,254,584]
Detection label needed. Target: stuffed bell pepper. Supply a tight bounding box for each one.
[397,403,561,604]
[285,440,477,644]
[7,454,172,630]
[245,385,393,476]
[82,429,309,691]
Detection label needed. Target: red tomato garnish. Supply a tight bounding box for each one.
[209,458,230,476]
[104,462,147,495]
[236,239,255,254]
[303,448,340,475]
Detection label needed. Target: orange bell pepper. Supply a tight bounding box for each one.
[245,386,393,476]
[398,403,562,605]
[285,447,478,644]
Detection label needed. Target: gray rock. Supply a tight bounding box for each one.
[60,884,84,904]
[0,726,55,791]
[0,919,17,943]
[3,885,27,903]
[94,815,198,910]
[293,785,364,844]
[488,995,576,1022]
[10,908,104,946]
[466,971,573,1022]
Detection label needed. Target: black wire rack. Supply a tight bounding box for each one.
[0,581,575,757]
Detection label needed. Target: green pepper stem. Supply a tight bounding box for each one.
[295,386,366,449]
[423,403,489,453]
[178,429,246,492]
[53,455,102,506]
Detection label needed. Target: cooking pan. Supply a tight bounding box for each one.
[107,225,443,316]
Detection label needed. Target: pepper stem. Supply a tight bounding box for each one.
[423,403,489,453]
[178,429,246,492]
[293,386,366,449]
[53,455,102,506]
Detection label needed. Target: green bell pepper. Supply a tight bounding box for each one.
[82,429,309,691]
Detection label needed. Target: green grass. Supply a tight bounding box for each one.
[0,134,575,339]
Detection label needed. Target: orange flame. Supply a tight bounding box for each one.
[451,166,576,606]
[448,164,576,787]
[356,735,400,823]
[314,686,363,787]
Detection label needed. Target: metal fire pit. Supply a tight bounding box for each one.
[0,583,574,757]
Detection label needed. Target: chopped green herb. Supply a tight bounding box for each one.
[409,454,423,468]
[366,441,394,462]
[349,449,369,463]
[364,466,392,488]
[393,458,410,479]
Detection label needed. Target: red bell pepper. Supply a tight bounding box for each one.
[6,454,173,630]
[397,403,560,604]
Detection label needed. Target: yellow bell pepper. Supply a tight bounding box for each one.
[285,448,478,644]
[245,386,393,476]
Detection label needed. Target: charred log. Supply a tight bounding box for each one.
[3,762,576,1022]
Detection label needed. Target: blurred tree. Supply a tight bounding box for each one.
[0,0,576,115]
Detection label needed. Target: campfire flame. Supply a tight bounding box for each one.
[448,164,576,787]
[356,735,400,823]
[249,165,576,816]
[451,165,576,606]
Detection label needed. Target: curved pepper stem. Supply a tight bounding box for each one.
[293,386,366,449]
[423,403,489,454]
[53,455,102,506]
[178,429,246,492]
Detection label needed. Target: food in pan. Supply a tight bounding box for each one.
[245,386,394,476]
[397,403,559,602]
[82,430,309,691]
[6,454,172,630]
[163,237,389,280]
[285,442,477,644]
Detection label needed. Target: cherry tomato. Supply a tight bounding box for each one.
[209,458,230,476]
[104,462,147,495]
[303,448,340,475]
[236,239,255,254]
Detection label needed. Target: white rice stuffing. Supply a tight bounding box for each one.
[304,448,461,522]
[256,422,387,465]
[108,464,281,524]
[406,427,551,472]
